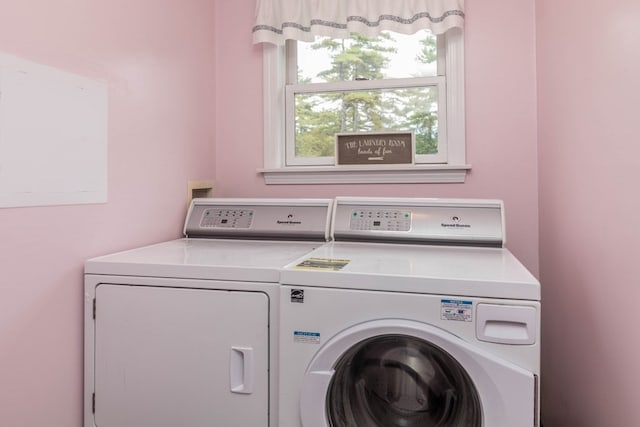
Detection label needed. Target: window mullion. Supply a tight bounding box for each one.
[287,77,444,94]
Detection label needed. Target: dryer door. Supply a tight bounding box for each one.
[93,284,269,427]
[300,319,535,427]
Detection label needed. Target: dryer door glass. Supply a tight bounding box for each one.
[327,334,481,427]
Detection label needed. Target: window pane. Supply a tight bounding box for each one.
[294,86,438,158]
[297,30,437,84]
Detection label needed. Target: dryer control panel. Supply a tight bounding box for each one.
[184,198,333,241]
[334,197,505,247]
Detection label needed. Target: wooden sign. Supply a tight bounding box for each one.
[335,132,414,165]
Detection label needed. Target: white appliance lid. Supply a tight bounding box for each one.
[282,241,540,300]
[85,238,325,282]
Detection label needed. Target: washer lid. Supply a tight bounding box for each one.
[283,241,540,300]
[85,238,323,282]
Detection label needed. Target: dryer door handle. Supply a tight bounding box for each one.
[230,347,254,394]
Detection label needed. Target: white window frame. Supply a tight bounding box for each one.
[258,29,470,184]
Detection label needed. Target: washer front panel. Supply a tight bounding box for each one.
[278,285,540,427]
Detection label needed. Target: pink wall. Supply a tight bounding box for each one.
[537,0,640,425]
[0,1,215,426]
[0,0,545,426]
[214,0,540,274]
[2,0,635,423]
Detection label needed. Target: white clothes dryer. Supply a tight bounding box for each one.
[84,198,332,427]
[278,197,541,427]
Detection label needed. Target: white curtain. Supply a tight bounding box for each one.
[252,0,465,45]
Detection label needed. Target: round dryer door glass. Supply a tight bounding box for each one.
[326,334,482,427]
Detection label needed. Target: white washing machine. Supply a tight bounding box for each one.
[279,197,541,427]
[84,198,333,427]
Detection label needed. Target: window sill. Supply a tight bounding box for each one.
[258,164,471,185]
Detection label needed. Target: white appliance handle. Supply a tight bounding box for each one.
[230,347,254,394]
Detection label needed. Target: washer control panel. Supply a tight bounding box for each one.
[350,209,411,231]
[200,209,254,229]
[334,197,505,247]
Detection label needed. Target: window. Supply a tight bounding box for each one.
[255,1,469,184]
[287,30,447,166]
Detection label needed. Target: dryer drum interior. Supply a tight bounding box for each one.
[326,334,482,427]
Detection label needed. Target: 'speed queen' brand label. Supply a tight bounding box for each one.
[441,215,471,229]
[277,214,302,225]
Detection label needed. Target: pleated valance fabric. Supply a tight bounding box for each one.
[252,0,465,45]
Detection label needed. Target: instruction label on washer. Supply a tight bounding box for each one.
[294,257,350,271]
[441,299,473,322]
[294,331,321,344]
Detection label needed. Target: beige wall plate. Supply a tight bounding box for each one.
[187,180,215,206]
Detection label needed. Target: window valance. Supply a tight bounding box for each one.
[252,0,465,45]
